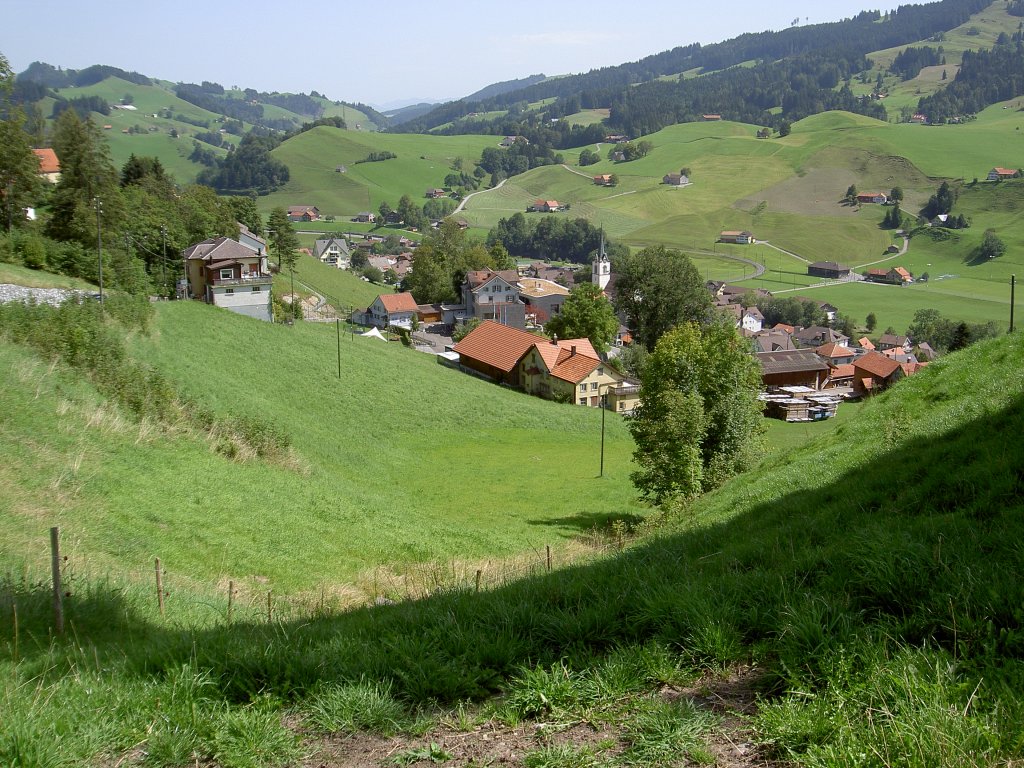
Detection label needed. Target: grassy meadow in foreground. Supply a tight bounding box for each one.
[1,316,1022,768]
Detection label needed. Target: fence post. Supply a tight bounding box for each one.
[266,590,273,623]
[50,527,64,635]
[12,602,18,662]
[475,569,482,593]
[227,580,234,624]
[546,545,552,573]
[155,557,165,615]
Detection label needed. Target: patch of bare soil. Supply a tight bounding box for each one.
[301,666,786,768]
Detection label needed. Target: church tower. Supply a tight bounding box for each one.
[592,230,610,291]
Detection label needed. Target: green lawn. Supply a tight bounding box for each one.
[0,300,643,598]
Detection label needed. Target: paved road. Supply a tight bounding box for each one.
[453,178,506,215]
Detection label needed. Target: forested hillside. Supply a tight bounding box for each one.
[397,0,992,134]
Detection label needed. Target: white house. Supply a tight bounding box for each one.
[368,292,419,329]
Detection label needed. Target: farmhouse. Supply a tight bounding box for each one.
[353,212,376,223]
[702,114,722,121]
[287,205,320,222]
[865,266,913,285]
[312,237,351,269]
[878,333,913,353]
[856,192,888,204]
[183,236,272,322]
[367,292,419,329]
[237,224,267,255]
[807,261,852,279]
[500,136,528,147]
[425,188,446,198]
[988,167,1018,181]
[593,174,613,186]
[529,200,563,213]
[662,172,690,186]
[719,230,756,245]
[32,148,61,183]
[453,321,638,410]
[852,351,903,395]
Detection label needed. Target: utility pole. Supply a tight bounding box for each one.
[1011,274,1016,333]
[599,392,607,477]
[160,225,167,297]
[94,197,104,304]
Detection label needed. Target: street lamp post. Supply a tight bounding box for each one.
[94,197,104,304]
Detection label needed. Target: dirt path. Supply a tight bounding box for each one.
[300,666,780,768]
[453,178,506,214]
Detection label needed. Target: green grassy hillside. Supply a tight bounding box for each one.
[262,127,497,217]
[0,300,640,598]
[2,305,1022,767]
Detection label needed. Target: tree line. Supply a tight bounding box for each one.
[398,0,989,135]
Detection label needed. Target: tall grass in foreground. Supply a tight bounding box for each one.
[2,331,1023,766]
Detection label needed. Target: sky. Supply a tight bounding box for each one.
[2,0,904,110]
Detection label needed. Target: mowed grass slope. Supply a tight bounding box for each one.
[263,127,498,217]
[2,317,1023,767]
[0,300,640,596]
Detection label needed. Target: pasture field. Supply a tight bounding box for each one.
[0,300,643,595]
[262,127,498,217]
[284,252,391,309]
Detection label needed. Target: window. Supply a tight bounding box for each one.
[579,384,587,392]
[219,268,234,280]
[579,398,587,405]
[598,367,604,375]
[591,382,599,391]
[224,288,234,294]
[619,401,625,411]
[252,286,261,292]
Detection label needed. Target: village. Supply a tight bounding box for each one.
[180,202,934,425]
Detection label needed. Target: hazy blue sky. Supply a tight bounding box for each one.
[3,0,903,109]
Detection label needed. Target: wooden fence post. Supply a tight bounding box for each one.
[546,545,552,573]
[227,580,234,624]
[155,557,164,615]
[266,590,273,623]
[475,569,482,593]
[50,526,64,635]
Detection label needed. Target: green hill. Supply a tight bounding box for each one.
[1,295,1022,765]
[0,300,640,596]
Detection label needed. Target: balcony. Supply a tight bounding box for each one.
[211,273,273,288]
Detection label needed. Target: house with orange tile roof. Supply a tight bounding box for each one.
[368,292,419,329]
[852,351,903,395]
[988,167,1018,181]
[32,148,61,183]
[452,321,638,409]
[815,342,857,366]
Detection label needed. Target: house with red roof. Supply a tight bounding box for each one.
[852,351,903,395]
[367,292,419,329]
[32,148,61,183]
[856,192,888,204]
[452,321,639,410]
[287,205,320,222]
[988,167,1018,181]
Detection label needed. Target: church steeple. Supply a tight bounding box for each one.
[592,228,610,290]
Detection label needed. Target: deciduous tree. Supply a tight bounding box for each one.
[545,282,618,353]
[613,245,712,351]
[629,318,764,505]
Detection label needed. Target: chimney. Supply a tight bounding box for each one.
[570,345,577,356]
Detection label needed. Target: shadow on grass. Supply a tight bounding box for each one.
[526,510,647,533]
[4,389,1024,709]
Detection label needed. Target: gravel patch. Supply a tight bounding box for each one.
[0,284,91,306]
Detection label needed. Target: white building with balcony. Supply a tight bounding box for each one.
[184,236,273,321]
